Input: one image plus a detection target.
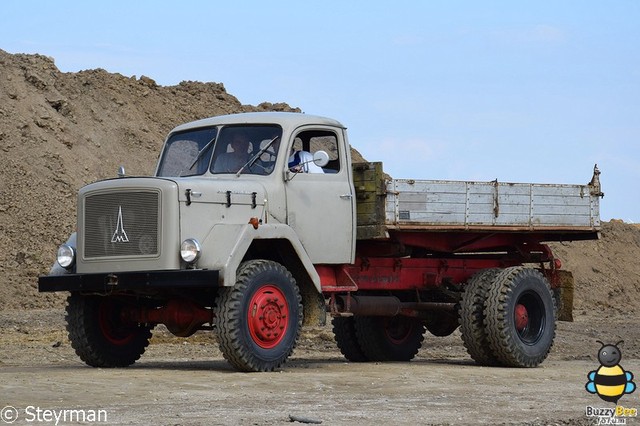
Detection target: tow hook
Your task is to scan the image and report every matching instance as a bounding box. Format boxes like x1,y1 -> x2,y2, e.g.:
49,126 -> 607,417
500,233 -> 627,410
106,274 -> 118,287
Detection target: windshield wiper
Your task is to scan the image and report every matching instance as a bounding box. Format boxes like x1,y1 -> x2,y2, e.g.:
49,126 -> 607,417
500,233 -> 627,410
187,136 -> 217,171
236,135 -> 280,177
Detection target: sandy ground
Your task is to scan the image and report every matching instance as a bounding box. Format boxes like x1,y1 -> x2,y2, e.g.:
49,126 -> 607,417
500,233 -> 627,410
2,309 -> 639,425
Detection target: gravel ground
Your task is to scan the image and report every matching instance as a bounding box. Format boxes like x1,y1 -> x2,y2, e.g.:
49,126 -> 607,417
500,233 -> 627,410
1,309 -> 639,425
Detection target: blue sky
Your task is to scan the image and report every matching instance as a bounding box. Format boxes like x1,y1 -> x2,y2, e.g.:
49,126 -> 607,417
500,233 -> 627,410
3,1 -> 639,222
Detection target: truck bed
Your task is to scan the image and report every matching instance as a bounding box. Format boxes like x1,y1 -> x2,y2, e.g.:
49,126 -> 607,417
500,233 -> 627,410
353,162 -> 602,241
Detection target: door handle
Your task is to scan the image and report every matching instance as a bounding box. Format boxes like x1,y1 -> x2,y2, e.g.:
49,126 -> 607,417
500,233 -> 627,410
340,194 -> 353,200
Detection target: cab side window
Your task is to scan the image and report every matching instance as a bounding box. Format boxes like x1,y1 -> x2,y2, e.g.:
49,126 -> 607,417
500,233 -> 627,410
291,130 -> 340,173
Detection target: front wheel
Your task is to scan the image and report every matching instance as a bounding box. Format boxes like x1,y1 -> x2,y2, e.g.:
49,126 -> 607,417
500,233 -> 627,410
65,294 -> 152,367
484,267 -> 556,367
215,260 -> 302,372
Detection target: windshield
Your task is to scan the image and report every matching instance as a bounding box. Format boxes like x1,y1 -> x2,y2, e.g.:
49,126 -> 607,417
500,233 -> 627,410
156,124 -> 283,177
156,127 -> 218,177
210,125 -> 282,175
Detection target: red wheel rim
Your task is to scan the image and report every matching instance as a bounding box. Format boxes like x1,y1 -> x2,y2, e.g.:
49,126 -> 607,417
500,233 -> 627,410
98,299 -> 136,346
514,304 -> 529,331
247,285 -> 289,349
514,290 -> 545,345
383,317 -> 414,345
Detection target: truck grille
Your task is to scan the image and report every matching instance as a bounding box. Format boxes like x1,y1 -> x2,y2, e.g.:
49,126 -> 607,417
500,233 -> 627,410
84,191 -> 160,258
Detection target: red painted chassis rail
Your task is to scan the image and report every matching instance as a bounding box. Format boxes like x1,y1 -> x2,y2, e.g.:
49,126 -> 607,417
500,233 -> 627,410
318,230 -> 568,293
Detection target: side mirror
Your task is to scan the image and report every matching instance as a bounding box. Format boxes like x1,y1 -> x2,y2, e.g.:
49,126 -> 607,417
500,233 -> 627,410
312,150 -> 330,168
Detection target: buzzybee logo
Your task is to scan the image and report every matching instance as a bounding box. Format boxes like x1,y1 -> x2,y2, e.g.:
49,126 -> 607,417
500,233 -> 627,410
586,341 -> 635,403
585,340 -> 637,425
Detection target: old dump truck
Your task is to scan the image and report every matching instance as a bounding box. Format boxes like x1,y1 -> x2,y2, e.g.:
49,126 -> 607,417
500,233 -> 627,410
38,112 -> 603,372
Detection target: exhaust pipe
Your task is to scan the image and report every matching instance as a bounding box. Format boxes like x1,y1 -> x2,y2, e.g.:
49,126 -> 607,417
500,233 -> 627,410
335,295 -> 401,316
334,295 -> 458,317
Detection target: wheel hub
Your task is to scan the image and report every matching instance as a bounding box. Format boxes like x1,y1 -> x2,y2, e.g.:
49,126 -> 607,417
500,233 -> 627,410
248,285 -> 289,349
98,299 -> 137,346
384,317 -> 415,344
515,303 -> 529,331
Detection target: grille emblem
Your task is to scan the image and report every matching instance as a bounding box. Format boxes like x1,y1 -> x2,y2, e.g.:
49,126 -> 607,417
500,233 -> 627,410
111,206 -> 130,243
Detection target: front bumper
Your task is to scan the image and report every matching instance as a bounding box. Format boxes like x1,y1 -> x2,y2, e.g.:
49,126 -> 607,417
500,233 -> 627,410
38,269 -> 219,293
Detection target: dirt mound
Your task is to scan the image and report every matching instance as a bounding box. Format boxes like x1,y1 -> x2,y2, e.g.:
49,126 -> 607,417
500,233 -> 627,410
550,220 -> 640,317
0,49 -> 301,309
1,50 -> 639,318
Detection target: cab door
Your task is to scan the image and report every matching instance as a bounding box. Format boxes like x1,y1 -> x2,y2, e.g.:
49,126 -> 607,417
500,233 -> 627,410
284,127 -> 355,264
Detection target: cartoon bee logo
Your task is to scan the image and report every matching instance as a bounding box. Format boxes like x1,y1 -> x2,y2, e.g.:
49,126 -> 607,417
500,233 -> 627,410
586,340 -> 636,403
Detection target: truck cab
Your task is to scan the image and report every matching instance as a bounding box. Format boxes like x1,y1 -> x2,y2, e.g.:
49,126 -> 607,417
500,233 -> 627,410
153,112 -> 356,278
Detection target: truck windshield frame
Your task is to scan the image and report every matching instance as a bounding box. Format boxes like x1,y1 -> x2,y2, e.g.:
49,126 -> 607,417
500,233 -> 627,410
156,124 -> 283,177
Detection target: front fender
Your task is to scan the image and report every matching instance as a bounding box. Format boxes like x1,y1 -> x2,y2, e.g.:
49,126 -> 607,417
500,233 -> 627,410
199,223 -> 321,292
48,232 -> 77,275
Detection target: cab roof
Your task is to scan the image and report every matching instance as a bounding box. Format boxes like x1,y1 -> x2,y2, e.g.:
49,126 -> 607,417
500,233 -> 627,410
169,112 -> 346,134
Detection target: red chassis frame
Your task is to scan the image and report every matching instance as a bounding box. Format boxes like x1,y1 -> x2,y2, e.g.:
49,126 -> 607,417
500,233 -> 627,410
317,230 -> 566,294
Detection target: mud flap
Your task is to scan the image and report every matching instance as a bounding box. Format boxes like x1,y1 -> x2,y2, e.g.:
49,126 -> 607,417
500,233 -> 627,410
302,290 -> 326,327
553,270 -> 574,322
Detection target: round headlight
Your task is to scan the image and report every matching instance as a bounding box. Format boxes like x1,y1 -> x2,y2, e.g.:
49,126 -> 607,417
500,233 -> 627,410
57,244 -> 76,269
180,239 -> 201,264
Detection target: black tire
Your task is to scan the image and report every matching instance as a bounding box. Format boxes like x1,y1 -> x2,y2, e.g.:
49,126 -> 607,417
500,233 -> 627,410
484,267 -> 556,367
214,260 -> 302,372
425,311 -> 460,337
459,268 -> 501,366
65,293 -> 152,368
332,316 -> 369,362
353,316 -> 425,362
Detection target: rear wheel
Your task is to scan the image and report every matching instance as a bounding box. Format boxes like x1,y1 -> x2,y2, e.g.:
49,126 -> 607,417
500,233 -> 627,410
332,316 -> 369,362
425,311 -> 459,337
215,260 -> 302,372
484,267 -> 556,367
459,269 -> 501,365
65,293 -> 152,367
354,316 -> 425,361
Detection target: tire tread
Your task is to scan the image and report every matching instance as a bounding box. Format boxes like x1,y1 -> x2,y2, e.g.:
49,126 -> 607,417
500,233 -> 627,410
332,316 -> 369,362
459,269 -> 501,365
